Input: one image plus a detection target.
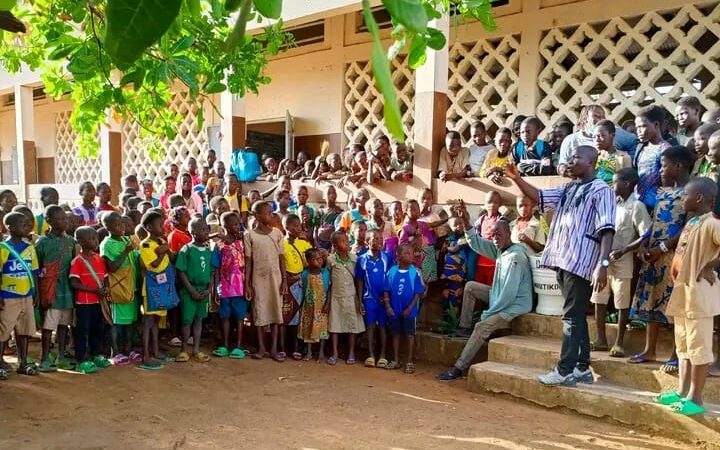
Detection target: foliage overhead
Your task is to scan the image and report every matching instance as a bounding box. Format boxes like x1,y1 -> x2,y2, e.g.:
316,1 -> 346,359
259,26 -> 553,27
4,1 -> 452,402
0,0 -> 495,157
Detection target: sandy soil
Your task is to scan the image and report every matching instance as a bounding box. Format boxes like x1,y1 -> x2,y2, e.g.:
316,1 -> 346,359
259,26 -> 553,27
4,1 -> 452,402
0,353 -> 690,450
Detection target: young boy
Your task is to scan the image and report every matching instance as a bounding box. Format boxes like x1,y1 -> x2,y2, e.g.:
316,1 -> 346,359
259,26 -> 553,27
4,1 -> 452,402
356,229 -> 391,368
468,121 -> 494,174
175,217 -> 214,362
700,130 -> 720,183
0,189 -> 18,234
590,168 -> 651,357
655,177 -> 720,415
512,116 -> 554,176
160,175 -> 176,210
141,179 -> 160,207
282,214 -> 312,360
69,226 -> 111,374
36,205 -> 76,372
384,243 -> 425,374
97,182 -> 117,212
389,143 -> 413,181
35,186 -> 59,236
480,127 -> 513,182
100,212 -> 138,365
211,212 -> 247,359
439,217 -> 469,321
510,195 -> 546,256
207,196 -> 231,235
691,124 -> 720,177
73,181 -> 99,226
675,96 -> 703,147
0,212 -> 39,378
438,131 -> 471,182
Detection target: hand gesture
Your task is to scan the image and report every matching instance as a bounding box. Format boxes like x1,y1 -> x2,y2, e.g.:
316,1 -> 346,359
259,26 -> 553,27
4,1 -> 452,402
518,233 -> 531,244
125,240 -> 136,252
609,249 -> 624,262
697,264 -> 718,285
504,163 -> 520,180
402,307 -> 411,318
646,247 -> 662,263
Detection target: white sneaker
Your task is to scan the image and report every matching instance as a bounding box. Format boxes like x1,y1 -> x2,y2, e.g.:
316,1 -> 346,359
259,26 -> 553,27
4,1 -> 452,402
187,337 -> 194,345
538,368 -> 576,386
169,337 -> 182,347
573,367 -> 594,384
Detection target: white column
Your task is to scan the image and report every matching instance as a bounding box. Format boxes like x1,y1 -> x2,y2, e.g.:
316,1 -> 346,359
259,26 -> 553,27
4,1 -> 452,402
219,91 -> 246,164
14,84 -> 35,200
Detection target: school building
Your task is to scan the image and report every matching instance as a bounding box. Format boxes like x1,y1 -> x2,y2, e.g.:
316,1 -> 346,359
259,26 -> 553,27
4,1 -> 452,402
0,0 -> 718,208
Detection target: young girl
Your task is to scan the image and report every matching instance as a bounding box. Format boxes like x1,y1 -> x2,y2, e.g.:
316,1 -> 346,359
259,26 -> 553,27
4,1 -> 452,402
315,185 -> 344,251
366,198 -> 397,259
337,188 -> 370,233
691,123 -> 720,177
399,199 -> 429,279
474,191 -> 503,284
274,190 -> 292,231
327,231 -> 365,365
629,146 -> 692,371
168,207 -> 192,253
176,172 -> 204,215
185,156 -> 202,186
511,195 -> 546,256
298,205 -> 315,246
298,248 -> 330,361
244,201 -> 286,361
350,220 -> 368,257
480,127 -> 513,183
594,120 -> 632,185
291,185 -> 314,223
417,188 -> 449,283
282,214 -> 312,360
225,173 -> 249,225
97,182 -> 118,212
73,181 -> 100,226
159,175 -> 176,210
634,105 -> 671,210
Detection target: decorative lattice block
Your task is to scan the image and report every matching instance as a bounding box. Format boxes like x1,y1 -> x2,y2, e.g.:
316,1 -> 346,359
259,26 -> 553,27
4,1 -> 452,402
54,111 -> 102,184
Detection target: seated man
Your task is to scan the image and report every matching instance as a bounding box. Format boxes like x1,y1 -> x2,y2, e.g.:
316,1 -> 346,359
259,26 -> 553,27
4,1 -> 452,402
437,211 -> 533,381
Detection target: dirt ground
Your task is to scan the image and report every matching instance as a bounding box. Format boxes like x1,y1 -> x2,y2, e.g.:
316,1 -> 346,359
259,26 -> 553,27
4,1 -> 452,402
0,352 -> 690,450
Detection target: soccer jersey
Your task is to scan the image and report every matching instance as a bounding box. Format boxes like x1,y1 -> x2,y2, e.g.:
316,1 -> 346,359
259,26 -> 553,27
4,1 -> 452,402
355,251 -> 391,303
69,253 -> 107,304
175,243 -> 213,289
283,238 -> 312,274
0,239 -> 39,298
384,267 -> 424,319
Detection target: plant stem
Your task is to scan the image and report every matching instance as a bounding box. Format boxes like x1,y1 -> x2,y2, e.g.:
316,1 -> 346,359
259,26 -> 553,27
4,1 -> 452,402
223,0 -> 253,52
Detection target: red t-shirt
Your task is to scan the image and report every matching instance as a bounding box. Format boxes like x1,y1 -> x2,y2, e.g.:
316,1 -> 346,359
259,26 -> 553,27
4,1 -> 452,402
69,253 -> 108,305
168,229 -> 192,253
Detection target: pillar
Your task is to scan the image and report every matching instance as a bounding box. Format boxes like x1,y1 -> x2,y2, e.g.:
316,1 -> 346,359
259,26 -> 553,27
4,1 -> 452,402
100,111 -> 123,204
516,0 -> 541,115
14,84 -> 36,200
412,15 -> 449,196
220,91 -> 246,164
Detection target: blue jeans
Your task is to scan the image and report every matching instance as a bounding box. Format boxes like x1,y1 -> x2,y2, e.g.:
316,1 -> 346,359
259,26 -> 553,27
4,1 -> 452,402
557,270 -> 592,376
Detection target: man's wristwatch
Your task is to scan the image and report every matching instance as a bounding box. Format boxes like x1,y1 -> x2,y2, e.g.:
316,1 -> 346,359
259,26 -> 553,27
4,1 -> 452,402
659,241 -> 669,253
599,258 -> 610,268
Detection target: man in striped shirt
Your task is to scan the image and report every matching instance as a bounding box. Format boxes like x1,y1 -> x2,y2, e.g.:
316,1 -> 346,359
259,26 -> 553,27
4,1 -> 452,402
506,145 -> 616,386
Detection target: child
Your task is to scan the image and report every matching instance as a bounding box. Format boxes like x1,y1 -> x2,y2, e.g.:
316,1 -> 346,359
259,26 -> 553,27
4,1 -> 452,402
186,156 -> 202,186
699,130 -> 720,183
675,96 -> 703,147
244,201 -> 286,360
35,186 -> 59,236
139,211 -> 176,369
225,173 -> 249,223
36,206 -> 76,372
100,212 -> 138,365
337,188 -> 370,232
384,243 -> 425,374
176,172 -> 204,215
418,188 -> 449,280
298,248 -> 330,361
438,131 -> 471,182
274,190 -> 292,229
0,189 -> 18,234
13,206 -> 38,243
399,199 -> 429,278
389,200 -> 404,234
590,168 -> 651,357
141,179 -> 160,207
350,220 -> 368,257
315,185 -> 344,251
69,226 -> 112,373
355,229 -> 391,368
327,231 -> 364,365
298,205 -> 315,246
0,212 -> 39,378
97,182 -> 117,212
122,174 -> 140,192
474,191 -> 503,285
480,127 -> 513,183
654,177 -> 720,415
290,185 -> 314,224
634,105 -> 671,210
169,163 -> 180,180
439,217 -> 468,320
211,212 -> 247,359
207,196 -> 231,235
260,157 -> 279,181
205,161 -> 226,199
168,206 -> 192,253
73,181 -> 100,226
389,143 -> 413,181
175,217 -> 213,362
629,146 -> 692,369
691,124 -> 720,177
510,195 -> 546,256
594,120 -> 632,185
366,198 -> 397,259
468,121 -> 494,174
160,175 -> 176,210
282,214 -> 312,360
512,116 -> 554,176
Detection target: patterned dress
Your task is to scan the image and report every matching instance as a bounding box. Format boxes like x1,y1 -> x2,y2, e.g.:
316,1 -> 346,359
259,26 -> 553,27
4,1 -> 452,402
631,187 -> 686,323
440,234 -> 467,319
297,269 -> 330,343
315,206 -> 343,251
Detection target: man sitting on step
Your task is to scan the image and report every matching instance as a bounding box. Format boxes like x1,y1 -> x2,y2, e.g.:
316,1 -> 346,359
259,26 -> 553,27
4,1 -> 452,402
437,209 -> 533,381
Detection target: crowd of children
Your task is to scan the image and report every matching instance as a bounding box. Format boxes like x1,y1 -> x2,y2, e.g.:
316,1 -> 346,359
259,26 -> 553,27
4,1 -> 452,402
0,100 -> 719,416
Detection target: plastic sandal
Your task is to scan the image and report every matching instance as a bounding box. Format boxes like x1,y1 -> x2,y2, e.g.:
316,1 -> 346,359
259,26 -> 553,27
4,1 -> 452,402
0,368 -> 7,380
609,345 -> 625,358
292,352 -> 303,361
57,358 -> 76,370
156,354 -> 172,363
654,391 -> 682,405
175,352 -> 191,363
670,399 -> 706,416
213,346 -> 230,357
229,348 -> 246,359
376,358 -> 388,369
76,361 -> 97,374
346,357 -> 356,365
385,361 -> 401,370
404,362 -> 416,374
139,360 -> 163,371
112,354 -> 130,366
327,356 -> 338,366
660,359 -> 679,373
364,357 -> 376,367
38,360 -> 58,373
129,351 -> 143,363
628,353 -> 654,364
93,356 -> 112,369
194,352 -> 210,363
168,337 -> 182,347
272,352 -> 286,362
17,363 -> 38,376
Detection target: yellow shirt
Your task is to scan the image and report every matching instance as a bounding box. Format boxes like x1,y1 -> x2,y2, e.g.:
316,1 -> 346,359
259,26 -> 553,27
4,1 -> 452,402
283,238 -> 312,274
479,148 -> 509,177
35,214 -> 49,236
226,193 -> 249,213
0,240 -> 39,298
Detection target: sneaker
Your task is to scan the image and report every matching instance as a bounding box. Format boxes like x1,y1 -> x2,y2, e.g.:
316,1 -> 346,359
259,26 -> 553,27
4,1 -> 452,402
573,367 -> 594,384
437,366 -> 463,381
537,368 -> 576,386
169,337 -> 182,347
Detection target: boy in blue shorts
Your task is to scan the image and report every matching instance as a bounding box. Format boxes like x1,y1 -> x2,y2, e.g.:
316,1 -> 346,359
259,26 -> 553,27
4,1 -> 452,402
384,243 -> 425,374
355,229 -> 391,369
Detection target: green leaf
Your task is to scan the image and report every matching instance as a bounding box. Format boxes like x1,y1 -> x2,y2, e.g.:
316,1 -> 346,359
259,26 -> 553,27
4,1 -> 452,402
105,0 -> 183,70
170,35 -> 194,54
382,0 -> 427,34
365,17 -> 403,139
423,2 -> 441,19
196,105 -> 204,132
47,45 -> 74,60
408,35 -> 426,69
225,0 -> 242,13
426,27 -> 446,50
185,0 -> 201,19
253,0 -> 281,19
120,67 -> 146,90
205,81 -> 226,93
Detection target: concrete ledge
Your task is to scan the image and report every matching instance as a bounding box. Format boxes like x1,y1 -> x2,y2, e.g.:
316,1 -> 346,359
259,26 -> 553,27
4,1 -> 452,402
468,361 -> 720,446
415,331 -> 477,367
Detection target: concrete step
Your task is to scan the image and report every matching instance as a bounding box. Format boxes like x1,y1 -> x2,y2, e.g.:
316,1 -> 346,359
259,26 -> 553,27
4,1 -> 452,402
512,313 -> 676,356
468,360 -> 720,446
489,335 -> 720,404
415,331 -> 475,367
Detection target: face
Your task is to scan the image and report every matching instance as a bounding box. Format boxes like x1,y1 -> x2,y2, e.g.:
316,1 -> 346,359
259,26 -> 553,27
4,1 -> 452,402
612,175 -> 631,197
552,126 -> 569,149
660,156 -> 681,186
472,126 -> 487,146
694,129 -> 711,157
170,164 -> 179,179
286,218 -> 302,238
520,122 -> 539,145
299,206 -> 311,227
395,145 -> 408,162
516,197 -> 534,219
215,199 -> 231,215
248,191 -> 261,205
676,105 -> 699,128
308,252 -> 324,270
485,193 -> 501,215
376,138 -> 390,154
568,149 -> 594,178
368,230 -> 383,252
215,161 -> 226,179
98,186 -> 112,203
420,190 -> 432,211
81,184 -> 96,203
492,223 -> 511,249
187,157 -> 198,173
327,154 -> 342,171
333,233 -> 350,253
448,218 -> 463,235
42,190 -> 59,206
707,137 -> 720,165
593,126 -> 614,151
356,193 -> 370,210
0,193 -> 17,212
165,178 -> 176,192
397,246 -> 414,265
227,175 -> 240,194
257,205 -> 274,226
277,193 -> 291,209
265,158 -> 278,174
143,183 -> 154,198
191,219 -> 210,243
179,209 -> 193,228
635,116 -> 659,143
201,168 -> 211,184
296,187 -> 308,205
279,176 -> 291,192
353,222 -> 367,245
48,211 -> 68,233
296,152 -> 308,167
408,201 -> 420,220
122,217 -> 135,236
107,217 -> 125,237
369,199 -> 384,218
181,175 -> 192,191
377,148 -> 391,166
223,214 -> 241,236
355,152 -> 368,168
445,136 -> 461,155
148,217 -> 165,238
390,202 -> 403,220
325,186 -> 337,204
587,108 -> 604,129
682,183 -> 704,213
495,133 -> 512,155
206,151 -> 216,168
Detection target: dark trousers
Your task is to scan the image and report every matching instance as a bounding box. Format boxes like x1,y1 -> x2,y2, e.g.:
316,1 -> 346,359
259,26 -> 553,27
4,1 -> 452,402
75,304 -> 103,362
557,269 -> 592,376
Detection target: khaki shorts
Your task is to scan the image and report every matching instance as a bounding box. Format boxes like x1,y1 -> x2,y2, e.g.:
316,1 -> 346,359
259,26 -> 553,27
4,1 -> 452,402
590,273 -> 632,309
43,308 -> 73,330
0,296 -> 36,341
674,316 -> 715,366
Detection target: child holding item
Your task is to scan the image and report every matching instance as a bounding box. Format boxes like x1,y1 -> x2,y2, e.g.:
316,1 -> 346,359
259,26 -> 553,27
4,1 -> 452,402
282,214 -> 312,360
481,127 -> 513,183
298,248 -> 330,361
418,188 -> 449,282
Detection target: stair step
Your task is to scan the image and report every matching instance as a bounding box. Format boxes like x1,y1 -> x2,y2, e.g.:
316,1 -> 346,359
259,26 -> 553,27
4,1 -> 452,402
468,360 -> 720,445
512,313 -> 676,355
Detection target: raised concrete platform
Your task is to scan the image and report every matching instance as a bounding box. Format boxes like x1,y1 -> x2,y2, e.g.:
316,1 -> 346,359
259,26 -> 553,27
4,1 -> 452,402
468,361 -> 720,446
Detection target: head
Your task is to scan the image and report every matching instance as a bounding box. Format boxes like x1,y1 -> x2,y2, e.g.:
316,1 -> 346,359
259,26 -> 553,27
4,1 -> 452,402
170,206 -> 191,229
516,195 -> 536,220
45,205 -> 67,234
659,145 -> 693,186
367,229 -> 383,252
511,115 -> 527,139
520,117 -> 543,146
327,153 -> 342,171
274,190 -> 291,209
485,191 -> 502,216
593,120 -> 616,152
226,173 -> 240,195
394,143 -> 410,163
138,201 -> 153,215
142,210 -> 165,238
375,135 -> 391,154
264,157 -> 278,174
675,96 -> 702,130
404,199 -> 420,220
252,201 -> 274,226
206,149 -> 217,168
164,176 -> 177,193
492,220 -> 512,250
123,213 -> 139,235
66,212 -> 83,235
567,145 -> 599,178
471,122 -> 488,146
186,156 -> 198,174
3,212 -> 27,239
180,173 -> 192,192
445,131 -> 462,156
278,175 -> 292,193
79,181 -> 96,204
621,120 -> 636,135
285,160 -> 299,174
354,151 -> 368,169
367,198 -> 384,219
200,166 -> 211,185
612,168 -> 639,199
350,220 -> 367,246
214,161 -> 226,180
551,122 -> 573,150
324,185 -> 337,205
694,123 -> 720,159
40,187 -> 59,208
396,243 -> 414,266
170,163 -> 180,179
389,200 -> 403,222
448,217 -> 463,236
417,188 -> 433,212
76,226 -> 99,251
331,230 -> 350,254
168,193 -> 185,209
305,248 -> 324,270
303,160 -> 315,176
247,189 -> 261,207
221,211 -> 241,237
578,104 -> 606,134
0,190 -> 17,213
635,105 -> 665,143
189,216 -> 210,243
295,185 -> 309,206
12,206 -> 34,235
209,196 -> 231,216
354,188 -> 370,211
102,211 -> 125,238
123,174 -> 140,191
683,176 -> 717,215
283,214 -> 302,238
139,179 -> 154,199
704,108 -> 720,125
494,128 -> 512,156
708,131 -> 720,165
296,151 -> 309,167
298,205 -> 312,228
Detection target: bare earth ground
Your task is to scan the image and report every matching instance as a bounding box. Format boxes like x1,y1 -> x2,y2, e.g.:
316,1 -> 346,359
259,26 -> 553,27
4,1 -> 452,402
0,352 -> 692,450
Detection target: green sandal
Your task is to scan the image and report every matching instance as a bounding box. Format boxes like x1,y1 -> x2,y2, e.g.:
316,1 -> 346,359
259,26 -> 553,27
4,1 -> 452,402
670,399 -> 706,416
76,361 -> 98,374
229,348 -> 246,359
213,346 -> 230,357
38,360 -> 58,373
93,356 -> 111,369
655,391 -> 682,405
56,358 -> 76,370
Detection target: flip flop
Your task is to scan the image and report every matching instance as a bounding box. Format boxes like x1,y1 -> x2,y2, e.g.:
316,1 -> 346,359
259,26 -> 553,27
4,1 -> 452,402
376,358 -> 388,369
213,346 -> 230,357
346,357 -> 356,365
251,352 -> 265,360
660,359 -> 679,373
156,354 -> 172,363
175,352 -> 191,362
327,356 -> 337,366
229,348 -> 246,359
385,361 -> 401,370
609,345 -> 625,358
272,352 -> 286,362
670,399 -> 706,416
38,360 -> 58,373
129,351 -> 143,363
56,358 -> 76,370
628,353 -> 654,364
139,360 -> 163,371
292,352 -> 303,361
93,356 -> 112,369
112,354 -> 130,366
654,391 -> 682,405
194,352 -> 211,363
404,362 -> 416,374
364,356 -> 376,367
76,361 -> 97,374
0,368 -> 7,380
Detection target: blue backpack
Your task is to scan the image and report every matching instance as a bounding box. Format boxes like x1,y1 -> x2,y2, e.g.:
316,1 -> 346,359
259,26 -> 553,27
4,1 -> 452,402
230,148 -> 262,182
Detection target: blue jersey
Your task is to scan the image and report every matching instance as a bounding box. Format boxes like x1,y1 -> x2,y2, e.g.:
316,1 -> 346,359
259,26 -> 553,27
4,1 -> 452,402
355,251 -> 391,304
384,266 -> 424,319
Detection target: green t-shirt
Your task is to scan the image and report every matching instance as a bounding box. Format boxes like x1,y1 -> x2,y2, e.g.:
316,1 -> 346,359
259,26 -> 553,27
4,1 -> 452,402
100,236 -> 136,271
175,243 -> 214,289
35,233 -> 76,310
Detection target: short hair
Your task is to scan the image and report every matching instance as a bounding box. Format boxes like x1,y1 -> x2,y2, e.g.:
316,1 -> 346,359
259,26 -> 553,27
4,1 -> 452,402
637,105 -> 665,125
470,121 -> 486,132
96,182 -> 110,192
125,210 -> 142,226
164,175 -> 176,182
141,210 -> 164,228
661,145 -> 693,168
78,181 -> 94,195
376,135 -> 390,144
141,178 -> 154,186
521,116 -> 544,130
403,198 -> 419,213
294,184 -> 309,195
252,200 -> 272,215
512,115 -> 528,127
44,204 -> 65,221
40,186 -> 58,199
274,189 -> 290,202
614,167 -> 639,186
554,121 -> 574,135
74,226 -> 97,242
168,193 -> 184,208
220,211 -> 239,226
596,119 -> 616,134
11,205 -> 32,216
330,230 -> 347,245
179,172 -> 192,181
706,108 -> 720,124
0,189 -> 15,203
496,127 -> 512,137
687,176 -> 718,199
247,188 -> 260,197
283,214 -> 300,228
305,248 -> 321,261
102,211 -> 122,228
696,123 -> 720,138
445,130 -> 461,140
3,211 -> 25,228
677,96 -> 702,112
396,242 -> 413,255
123,174 -> 138,185
209,196 -> 229,211
138,201 -> 153,210
350,219 -> 367,234
188,216 -> 207,233
355,187 -> 370,201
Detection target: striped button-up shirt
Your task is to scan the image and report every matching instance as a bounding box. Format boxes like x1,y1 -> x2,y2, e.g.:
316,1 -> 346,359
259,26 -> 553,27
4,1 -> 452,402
539,178 -> 616,281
